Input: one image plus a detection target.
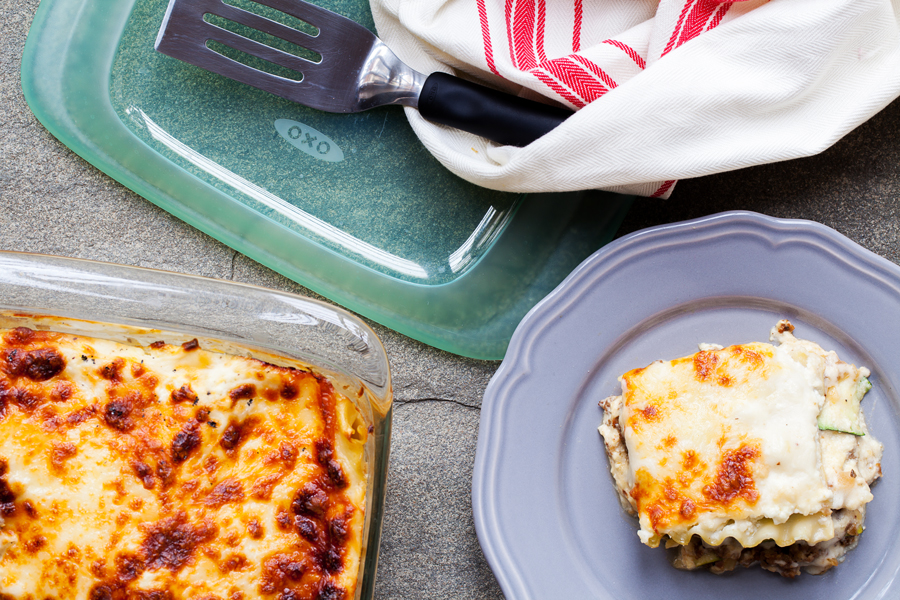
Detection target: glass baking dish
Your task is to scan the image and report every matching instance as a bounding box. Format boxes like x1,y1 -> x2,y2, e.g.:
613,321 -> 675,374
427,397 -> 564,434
0,250 -> 391,600
21,0 -> 633,360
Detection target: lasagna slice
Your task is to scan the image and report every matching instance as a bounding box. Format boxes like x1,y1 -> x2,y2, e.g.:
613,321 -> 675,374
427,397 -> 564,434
598,320 -> 882,577
0,326 -> 369,599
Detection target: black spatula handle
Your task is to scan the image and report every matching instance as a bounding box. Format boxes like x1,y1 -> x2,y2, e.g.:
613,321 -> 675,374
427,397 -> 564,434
418,72 -> 573,147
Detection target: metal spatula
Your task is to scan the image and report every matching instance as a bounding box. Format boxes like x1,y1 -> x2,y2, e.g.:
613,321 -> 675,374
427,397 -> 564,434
155,0 -> 572,147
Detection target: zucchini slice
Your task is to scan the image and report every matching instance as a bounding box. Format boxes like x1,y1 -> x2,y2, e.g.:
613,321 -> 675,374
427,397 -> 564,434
817,376 -> 871,436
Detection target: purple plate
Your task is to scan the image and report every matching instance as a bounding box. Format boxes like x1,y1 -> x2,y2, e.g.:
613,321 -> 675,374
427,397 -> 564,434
473,211 -> 900,599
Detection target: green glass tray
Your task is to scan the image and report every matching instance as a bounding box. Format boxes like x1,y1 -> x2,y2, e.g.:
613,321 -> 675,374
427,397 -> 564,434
21,0 -> 632,359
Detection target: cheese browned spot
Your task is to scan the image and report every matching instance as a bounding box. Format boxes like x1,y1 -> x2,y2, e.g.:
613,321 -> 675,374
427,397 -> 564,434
171,384 -> 198,405
0,327 -> 369,599
599,321 -> 883,576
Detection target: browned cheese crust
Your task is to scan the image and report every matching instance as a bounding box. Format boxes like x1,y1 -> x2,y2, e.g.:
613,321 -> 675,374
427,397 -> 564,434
0,327 -> 369,600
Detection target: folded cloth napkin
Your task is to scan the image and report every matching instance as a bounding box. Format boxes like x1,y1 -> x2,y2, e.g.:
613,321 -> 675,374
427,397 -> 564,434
370,0 -> 900,197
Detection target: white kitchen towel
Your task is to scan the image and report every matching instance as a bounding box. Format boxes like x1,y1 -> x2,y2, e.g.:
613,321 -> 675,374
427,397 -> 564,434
369,0 -> 900,198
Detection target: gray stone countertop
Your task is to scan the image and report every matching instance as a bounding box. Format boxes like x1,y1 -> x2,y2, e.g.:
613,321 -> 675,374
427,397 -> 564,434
2,0 -> 899,598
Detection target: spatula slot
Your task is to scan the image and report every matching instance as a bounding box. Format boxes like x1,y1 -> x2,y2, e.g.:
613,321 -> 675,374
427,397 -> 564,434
222,0 -> 318,37
205,39 -> 305,81
203,13 -> 321,64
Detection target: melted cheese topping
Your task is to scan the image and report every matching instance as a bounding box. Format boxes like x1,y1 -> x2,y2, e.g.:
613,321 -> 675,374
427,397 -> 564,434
0,327 -> 369,600
599,321 -> 882,553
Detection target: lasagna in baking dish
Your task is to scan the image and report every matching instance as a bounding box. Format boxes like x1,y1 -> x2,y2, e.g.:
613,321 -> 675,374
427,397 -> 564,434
598,320 -> 883,576
0,326 -> 369,599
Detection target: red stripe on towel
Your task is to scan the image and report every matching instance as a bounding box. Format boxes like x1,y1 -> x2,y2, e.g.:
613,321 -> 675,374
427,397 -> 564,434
651,180 -> 676,197
707,2 -> 733,30
536,0 -> 547,63
602,39 -> 646,70
539,57 -> 609,103
477,0 -> 502,76
532,71 -> 586,108
571,54 -> 617,90
664,0 -> 731,57
662,0 -> 695,57
573,0 -> 583,52
510,0 -> 539,69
